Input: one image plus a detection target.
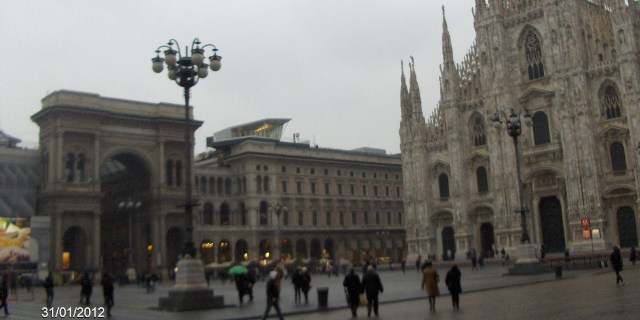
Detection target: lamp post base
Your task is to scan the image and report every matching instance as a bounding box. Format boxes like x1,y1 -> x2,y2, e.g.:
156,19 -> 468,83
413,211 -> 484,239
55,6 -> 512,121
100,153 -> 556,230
159,255 -> 225,311
507,243 -> 545,275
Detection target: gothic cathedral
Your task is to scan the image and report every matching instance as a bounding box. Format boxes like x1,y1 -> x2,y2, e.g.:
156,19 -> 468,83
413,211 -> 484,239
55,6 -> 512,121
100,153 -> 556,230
400,0 -> 640,261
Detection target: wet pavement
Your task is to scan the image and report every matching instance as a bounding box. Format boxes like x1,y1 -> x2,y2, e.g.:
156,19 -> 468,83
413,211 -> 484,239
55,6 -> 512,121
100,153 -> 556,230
8,260 -> 640,319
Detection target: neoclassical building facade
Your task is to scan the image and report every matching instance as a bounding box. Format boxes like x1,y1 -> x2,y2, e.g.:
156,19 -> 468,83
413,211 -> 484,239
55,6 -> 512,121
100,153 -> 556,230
400,0 -> 640,261
193,119 -> 406,266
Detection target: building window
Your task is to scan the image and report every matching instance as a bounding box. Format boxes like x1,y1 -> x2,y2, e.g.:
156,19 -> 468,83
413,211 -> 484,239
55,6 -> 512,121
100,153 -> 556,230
350,171 -> 354,177
326,211 -> 331,226
324,183 -> 330,194
375,212 -> 380,225
373,173 -> 377,179
532,111 -> 551,145
472,115 -> 487,147
610,142 -> 627,173
364,211 -> 369,225
337,170 -> 342,176
338,184 -> 343,195
311,168 -> 315,175
283,211 -> 289,226
220,203 -> 230,225
324,169 -> 329,175
350,184 -> 355,195
263,176 -> 269,192
282,181 -> 288,193
296,167 -> 301,174
362,172 -> 366,178
311,182 -> 316,194
602,84 -> 623,119
438,173 -> 450,198
175,161 -> 182,186
256,176 -> 262,192
240,203 -> 247,225
387,211 -> 392,225
362,185 -> 367,196
352,211 -> 357,225
476,166 -> 489,193
281,166 -> 286,173
259,201 -> 269,225
225,178 -> 231,194
525,30 -> 545,80
374,185 -> 379,197
209,177 -> 215,195
398,212 -> 403,225
298,211 -> 304,226
385,173 -> 388,179
165,160 -> 174,186
203,202 -> 213,225
385,186 -> 390,197
312,211 -> 318,225
396,186 -> 401,197
339,211 -> 344,226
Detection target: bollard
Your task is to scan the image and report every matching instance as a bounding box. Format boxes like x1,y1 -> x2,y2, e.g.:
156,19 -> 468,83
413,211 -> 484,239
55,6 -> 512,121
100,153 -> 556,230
555,266 -> 562,279
317,287 -> 329,308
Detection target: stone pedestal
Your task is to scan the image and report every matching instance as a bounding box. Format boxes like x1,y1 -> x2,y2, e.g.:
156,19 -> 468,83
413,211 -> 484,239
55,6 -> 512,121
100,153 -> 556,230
159,256 -> 225,311
508,243 -> 547,275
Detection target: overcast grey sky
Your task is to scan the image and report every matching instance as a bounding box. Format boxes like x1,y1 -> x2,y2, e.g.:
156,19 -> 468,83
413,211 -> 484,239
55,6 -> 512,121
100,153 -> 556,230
1,0 -> 475,154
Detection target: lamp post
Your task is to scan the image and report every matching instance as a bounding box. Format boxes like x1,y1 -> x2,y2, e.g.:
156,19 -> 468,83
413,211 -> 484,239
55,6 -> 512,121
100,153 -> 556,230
153,38 -> 225,310
490,108 -> 532,243
271,203 -> 288,262
152,38 -> 221,256
119,198 -> 141,281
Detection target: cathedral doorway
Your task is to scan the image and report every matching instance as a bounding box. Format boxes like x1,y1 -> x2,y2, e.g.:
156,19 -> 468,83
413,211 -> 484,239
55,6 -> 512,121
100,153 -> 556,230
479,222 -> 495,257
324,238 -> 335,260
295,239 -> 308,259
539,196 -> 565,253
310,238 -> 322,259
62,226 -> 87,272
235,239 -> 249,262
441,226 -> 456,260
100,152 -> 151,276
616,206 -> 638,248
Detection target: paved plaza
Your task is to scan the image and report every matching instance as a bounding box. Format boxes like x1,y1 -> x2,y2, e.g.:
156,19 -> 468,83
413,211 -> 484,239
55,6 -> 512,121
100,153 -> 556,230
6,261 -> 640,319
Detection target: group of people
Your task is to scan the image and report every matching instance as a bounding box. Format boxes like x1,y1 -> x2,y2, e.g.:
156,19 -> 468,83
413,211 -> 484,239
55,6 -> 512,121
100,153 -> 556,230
42,271 -> 115,318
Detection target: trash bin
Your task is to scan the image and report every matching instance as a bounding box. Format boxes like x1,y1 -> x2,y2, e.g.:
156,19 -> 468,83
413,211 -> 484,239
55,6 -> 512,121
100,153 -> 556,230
317,287 -> 329,308
554,266 -> 562,279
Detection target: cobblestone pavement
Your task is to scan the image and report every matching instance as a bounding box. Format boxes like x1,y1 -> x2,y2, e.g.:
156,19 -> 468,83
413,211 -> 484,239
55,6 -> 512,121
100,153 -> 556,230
7,260 -> 640,319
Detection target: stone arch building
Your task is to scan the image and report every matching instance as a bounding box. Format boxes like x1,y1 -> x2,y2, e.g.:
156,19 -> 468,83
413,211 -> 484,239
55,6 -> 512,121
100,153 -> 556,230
32,90 -> 198,276
400,1 -> 640,261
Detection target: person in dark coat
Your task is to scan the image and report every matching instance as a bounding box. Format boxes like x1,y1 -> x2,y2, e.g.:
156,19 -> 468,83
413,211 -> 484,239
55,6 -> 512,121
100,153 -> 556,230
261,271 -> 284,320
0,276 -> 9,316
44,272 -> 54,308
343,268 -> 362,317
361,265 -> 384,317
80,272 -> 93,305
300,267 -> 311,304
610,246 -> 625,285
630,246 -> 637,265
101,273 -> 114,317
445,264 -> 462,309
291,268 -> 303,303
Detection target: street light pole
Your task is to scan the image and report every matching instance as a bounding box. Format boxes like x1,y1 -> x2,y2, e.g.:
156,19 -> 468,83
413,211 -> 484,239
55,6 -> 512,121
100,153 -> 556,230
491,108 -> 532,244
152,38 -> 221,257
271,204 -> 287,262
153,38 -> 226,310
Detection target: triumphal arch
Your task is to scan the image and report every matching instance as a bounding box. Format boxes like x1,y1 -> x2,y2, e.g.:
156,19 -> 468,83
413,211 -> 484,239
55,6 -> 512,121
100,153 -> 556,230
32,90 -> 199,277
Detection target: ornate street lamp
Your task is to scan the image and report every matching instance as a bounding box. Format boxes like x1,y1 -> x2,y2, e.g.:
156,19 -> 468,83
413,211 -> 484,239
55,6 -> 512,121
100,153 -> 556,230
152,38 -> 221,257
271,203 -> 288,262
490,108 -> 532,244
152,38 -> 224,311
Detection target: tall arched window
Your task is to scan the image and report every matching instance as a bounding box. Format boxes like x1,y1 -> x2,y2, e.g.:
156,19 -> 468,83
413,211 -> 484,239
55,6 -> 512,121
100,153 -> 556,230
256,176 -> 262,192
602,85 -> 623,119
532,111 -> 551,145
217,178 -> 223,195
76,153 -> 86,182
438,173 -> 450,198
175,160 -> 182,186
66,153 -> 76,182
166,160 -> 174,186
525,31 -> 545,80
200,176 -> 207,193
225,178 -> 231,194
610,142 -> 627,173
209,177 -> 215,195
476,166 -> 489,193
259,201 -> 269,225
203,202 -> 213,225
471,115 -> 487,147
220,203 -> 230,225
263,176 -> 270,192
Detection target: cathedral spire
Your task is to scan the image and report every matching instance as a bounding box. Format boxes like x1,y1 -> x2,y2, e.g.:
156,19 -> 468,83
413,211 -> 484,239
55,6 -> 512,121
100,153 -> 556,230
440,6 -> 459,100
400,60 -> 410,120
442,6 -> 454,66
409,57 -> 423,118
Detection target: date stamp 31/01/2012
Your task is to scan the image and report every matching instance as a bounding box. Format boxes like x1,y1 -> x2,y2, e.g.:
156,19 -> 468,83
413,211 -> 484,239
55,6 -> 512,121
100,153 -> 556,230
41,307 -> 106,318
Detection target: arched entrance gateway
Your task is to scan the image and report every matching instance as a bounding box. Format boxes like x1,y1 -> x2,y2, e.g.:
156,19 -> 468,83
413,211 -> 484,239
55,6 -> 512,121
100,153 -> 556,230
539,196 -> 566,253
32,90 -> 199,276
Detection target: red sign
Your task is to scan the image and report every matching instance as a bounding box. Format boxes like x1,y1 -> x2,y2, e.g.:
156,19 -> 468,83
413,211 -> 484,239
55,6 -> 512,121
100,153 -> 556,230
580,217 -> 590,229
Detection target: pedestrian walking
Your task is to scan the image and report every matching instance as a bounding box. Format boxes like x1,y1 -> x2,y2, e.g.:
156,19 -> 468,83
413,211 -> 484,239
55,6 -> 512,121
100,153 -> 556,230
235,273 -> 254,304
101,273 -> 114,318
261,271 -> 284,320
471,253 -> 478,270
300,267 -> 311,304
415,255 -> 422,272
401,259 -> 406,274
292,268 -> 303,303
343,268 -> 362,317
44,272 -> 54,308
630,246 -> 637,265
421,261 -> 439,312
610,246 -> 625,285
361,265 -> 384,317
79,272 -> 93,305
445,264 -> 461,309
0,276 -> 9,316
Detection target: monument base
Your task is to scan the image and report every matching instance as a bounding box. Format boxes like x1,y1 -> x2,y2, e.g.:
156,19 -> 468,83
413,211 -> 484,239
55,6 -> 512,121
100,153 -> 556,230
158,256 -> 225,311
508,243 -> 547,275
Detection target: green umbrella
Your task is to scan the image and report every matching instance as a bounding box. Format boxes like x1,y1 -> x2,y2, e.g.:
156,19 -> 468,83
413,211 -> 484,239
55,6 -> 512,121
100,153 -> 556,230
229,265 -> 248,276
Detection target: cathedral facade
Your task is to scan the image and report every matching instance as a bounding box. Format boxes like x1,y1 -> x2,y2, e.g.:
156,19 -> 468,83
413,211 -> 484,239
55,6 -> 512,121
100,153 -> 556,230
400,0 -> 640,261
